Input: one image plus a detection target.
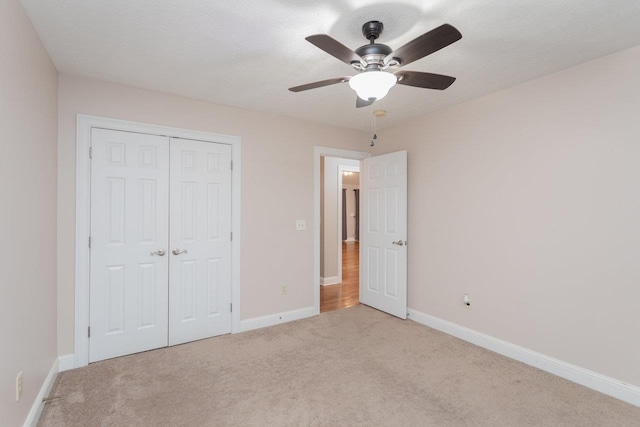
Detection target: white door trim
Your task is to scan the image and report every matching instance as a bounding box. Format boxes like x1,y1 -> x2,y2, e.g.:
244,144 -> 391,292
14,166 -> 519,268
313,146 -> 369,314
337,164 -> 360,285
75,114 -> 241,367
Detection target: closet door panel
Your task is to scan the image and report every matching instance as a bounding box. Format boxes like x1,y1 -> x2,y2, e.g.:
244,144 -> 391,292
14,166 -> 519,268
89,128 -> 170,363
169,138 -> 232,345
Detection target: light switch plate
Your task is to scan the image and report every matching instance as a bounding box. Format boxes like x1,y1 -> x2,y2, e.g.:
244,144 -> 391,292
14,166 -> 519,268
296,220 -> 305,231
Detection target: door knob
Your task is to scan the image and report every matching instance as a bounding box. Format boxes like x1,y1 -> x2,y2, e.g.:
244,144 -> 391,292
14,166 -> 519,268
392,240 -> 405,246
172,248 -> 188,255
150,249 -> 166,256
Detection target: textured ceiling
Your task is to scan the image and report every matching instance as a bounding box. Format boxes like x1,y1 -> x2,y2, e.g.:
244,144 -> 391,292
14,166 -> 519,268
20,0 -> 640,131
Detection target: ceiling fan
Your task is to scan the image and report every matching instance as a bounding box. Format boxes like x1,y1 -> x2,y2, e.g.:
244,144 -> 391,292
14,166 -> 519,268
289,21 -> 462,108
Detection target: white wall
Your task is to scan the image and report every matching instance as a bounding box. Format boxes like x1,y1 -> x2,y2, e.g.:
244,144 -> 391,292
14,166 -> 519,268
374,44 -> 640,387
57,75 -> 367,355
321,157 -> 359,282
0,1 -> 58,425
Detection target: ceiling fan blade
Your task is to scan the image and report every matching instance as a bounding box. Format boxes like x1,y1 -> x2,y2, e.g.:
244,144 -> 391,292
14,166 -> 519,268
289,76 -> 351,92
395,71 -> 456,90
306,35 -> 365,67
356,97 -> 375,108
385,24 -> 462,67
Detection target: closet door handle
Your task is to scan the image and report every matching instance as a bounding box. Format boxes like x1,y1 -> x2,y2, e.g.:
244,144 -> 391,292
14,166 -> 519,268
172,248 -> 188,255
151,249 -> 166,256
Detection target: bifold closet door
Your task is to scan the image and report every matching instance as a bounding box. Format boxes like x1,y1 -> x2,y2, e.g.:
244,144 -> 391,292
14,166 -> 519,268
89,128 -> 170,363
168,138 -> 233,345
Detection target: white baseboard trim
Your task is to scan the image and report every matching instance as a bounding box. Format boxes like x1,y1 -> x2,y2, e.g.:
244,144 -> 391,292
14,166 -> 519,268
320,276 -> 340,286
407,308 -> 640,407
23,358 -> 58,427
58,354 -> 75,372
238,306 -> 316,333
344,238 -> 357,242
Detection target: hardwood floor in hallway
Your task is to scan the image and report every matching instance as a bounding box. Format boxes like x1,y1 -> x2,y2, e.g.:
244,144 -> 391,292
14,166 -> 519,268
320,241 -> 359,313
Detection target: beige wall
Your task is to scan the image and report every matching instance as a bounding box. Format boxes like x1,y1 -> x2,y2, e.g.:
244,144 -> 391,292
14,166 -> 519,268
57,75 -> 367,355
342,172 -> 360,186
374,45 -> 640,387
0,0 -> 58,425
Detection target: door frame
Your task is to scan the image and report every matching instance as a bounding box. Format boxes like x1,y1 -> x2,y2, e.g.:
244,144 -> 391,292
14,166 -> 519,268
75,114 -> 242,367
313,146 -> 370,314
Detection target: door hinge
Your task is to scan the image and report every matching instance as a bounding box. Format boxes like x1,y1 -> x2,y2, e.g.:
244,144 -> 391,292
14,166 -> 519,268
88,236 -> 91,248
89,147 -> 93,159
230,232 -> 233,241
230,160 -> 233,171
230,303 -> 233,313
88,326 -> 91,338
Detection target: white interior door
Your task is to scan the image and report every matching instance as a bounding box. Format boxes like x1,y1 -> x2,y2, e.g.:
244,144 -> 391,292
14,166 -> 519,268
169,138 -> 232,345
360,150 -> 407,319
89,128 -> 170,362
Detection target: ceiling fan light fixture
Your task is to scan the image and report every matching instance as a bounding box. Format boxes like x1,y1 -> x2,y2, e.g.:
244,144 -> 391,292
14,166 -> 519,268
348,70 -> 397,101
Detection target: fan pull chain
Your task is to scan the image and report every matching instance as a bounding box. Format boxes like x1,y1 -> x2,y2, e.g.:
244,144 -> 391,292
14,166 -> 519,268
370,113 -> 377,147
370,110 -> 386,147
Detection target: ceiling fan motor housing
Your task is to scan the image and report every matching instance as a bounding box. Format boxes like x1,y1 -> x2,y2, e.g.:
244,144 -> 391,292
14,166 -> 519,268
355,43 -> 392,70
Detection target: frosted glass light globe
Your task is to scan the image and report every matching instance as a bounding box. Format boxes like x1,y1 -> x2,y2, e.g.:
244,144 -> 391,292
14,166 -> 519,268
349,71 -> 397,101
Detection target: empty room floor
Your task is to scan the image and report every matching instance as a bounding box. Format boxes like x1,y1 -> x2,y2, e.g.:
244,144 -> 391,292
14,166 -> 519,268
38,305 -> 640,426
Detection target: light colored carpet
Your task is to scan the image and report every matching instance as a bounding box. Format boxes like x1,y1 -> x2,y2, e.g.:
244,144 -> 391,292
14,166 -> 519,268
39,305 -> 640,426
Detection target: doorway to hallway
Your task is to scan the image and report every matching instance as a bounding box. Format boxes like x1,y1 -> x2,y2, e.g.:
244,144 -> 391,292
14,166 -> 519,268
313,146 -> 370,316
313,146 -> 408,319
319,155 -> 359,312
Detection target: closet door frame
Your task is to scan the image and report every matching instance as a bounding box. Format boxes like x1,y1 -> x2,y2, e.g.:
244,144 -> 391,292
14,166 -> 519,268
74,114 -> 241,368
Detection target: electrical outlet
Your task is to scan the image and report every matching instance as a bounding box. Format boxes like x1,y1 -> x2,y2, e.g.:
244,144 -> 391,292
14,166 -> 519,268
281,284 -> 288,295
16,371 -> 22,401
